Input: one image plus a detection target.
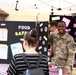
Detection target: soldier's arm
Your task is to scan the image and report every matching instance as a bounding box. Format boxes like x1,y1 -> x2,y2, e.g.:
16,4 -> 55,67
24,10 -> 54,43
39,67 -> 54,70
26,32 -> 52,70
49,44 -> 53,56
48,34 -> 53,56
65,37 -> 75,68
48,34 -> 53,44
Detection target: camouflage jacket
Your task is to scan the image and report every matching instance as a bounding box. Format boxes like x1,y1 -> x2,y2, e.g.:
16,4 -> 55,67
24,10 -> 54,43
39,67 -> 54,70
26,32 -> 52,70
51,33 -> 75,68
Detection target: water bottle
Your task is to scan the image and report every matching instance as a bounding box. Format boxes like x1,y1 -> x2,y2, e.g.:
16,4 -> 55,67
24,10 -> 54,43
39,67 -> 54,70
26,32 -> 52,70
26,70 -> 30,75
59,68 -> 62,75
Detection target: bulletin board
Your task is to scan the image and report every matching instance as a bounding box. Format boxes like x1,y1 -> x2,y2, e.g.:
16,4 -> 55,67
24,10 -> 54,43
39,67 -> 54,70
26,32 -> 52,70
0,21 -> 48,64
36,22 -> 48,55
0,21 -> 35,64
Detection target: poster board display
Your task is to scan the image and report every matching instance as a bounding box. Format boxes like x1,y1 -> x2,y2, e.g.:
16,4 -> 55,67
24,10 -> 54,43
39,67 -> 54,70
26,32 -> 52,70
36,22 -> 48,55
0,21 -> 35,64
0,21 -> 48,75
0,21 -> 48,64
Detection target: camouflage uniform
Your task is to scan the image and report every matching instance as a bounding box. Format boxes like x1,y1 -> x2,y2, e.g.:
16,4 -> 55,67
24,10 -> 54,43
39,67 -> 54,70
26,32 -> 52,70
51,33 -> 75,75
48,29 -> 58,44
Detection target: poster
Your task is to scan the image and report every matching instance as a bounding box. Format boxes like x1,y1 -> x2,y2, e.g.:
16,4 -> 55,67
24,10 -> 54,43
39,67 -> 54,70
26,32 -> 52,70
0,21 -> 35,64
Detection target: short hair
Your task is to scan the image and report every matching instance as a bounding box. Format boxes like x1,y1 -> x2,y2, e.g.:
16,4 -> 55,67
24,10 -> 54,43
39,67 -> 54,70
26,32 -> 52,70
24,29 -> 38,47
48,20 -> 58,27
58,21 -> 66,26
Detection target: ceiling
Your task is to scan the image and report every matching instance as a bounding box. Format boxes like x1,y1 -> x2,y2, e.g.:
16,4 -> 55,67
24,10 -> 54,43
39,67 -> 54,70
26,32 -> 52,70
0,0 -> 76,14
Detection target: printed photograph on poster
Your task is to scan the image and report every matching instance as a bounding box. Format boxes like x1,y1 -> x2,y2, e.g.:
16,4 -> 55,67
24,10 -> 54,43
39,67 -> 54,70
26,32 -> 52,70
73,23 -> 76,28
51,16 -> 60,20
0,44 -> 8,59
62,17 -> 71,27
0,28 -> 8,41
10,42 -> 23,56
0,64 -> 9,75
39,23 -> 43,27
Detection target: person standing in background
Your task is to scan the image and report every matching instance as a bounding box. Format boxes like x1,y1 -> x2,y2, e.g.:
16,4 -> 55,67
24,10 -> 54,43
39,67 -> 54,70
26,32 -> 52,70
48,21 -> 58,35
7,29 -> 48,75
51,21 -> 75,75
48,21 -> 58,58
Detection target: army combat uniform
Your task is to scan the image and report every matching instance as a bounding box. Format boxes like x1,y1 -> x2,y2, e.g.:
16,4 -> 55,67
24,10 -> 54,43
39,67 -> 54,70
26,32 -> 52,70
51,33 -> 75,75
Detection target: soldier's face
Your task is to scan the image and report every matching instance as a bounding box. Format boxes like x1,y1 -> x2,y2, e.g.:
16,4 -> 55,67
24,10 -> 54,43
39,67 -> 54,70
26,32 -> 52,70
57,22 -> 66,34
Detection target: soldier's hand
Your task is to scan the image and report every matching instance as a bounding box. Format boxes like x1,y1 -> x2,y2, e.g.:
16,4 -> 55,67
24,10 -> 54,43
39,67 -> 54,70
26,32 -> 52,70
63,68 -> 68,75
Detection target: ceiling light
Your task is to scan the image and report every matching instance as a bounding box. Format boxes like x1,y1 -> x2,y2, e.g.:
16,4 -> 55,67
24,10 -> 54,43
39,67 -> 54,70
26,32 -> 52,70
57,8 -> 61,10
51,8 -> 53,11
15,0 -> 19,11
51,12 -> 54,15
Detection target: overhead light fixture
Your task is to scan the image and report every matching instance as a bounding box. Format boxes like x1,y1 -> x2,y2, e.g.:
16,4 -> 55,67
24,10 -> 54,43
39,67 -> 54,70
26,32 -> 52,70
51,8 -> 53,11
34,4 -> 38,9
51,12 -> 54,15
51,6 -> 53,11
51,6 -> 54,15
69,9 -> 71,11
57,8 -> 61,10
34,4 -> 36,6
15,0 -> 19,11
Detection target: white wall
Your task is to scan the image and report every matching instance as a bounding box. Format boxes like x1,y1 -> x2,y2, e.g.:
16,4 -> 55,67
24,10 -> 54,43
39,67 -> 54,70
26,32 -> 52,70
2,8 -> 49,21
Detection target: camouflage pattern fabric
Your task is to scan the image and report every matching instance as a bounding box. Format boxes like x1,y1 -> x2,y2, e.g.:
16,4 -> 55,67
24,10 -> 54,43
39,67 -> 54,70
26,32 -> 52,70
48,34 -> 53,44
51,33 -> 75,75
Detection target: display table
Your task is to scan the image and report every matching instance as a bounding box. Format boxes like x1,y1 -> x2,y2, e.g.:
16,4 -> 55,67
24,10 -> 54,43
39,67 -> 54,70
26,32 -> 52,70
0,64 -> 9,75
48,64 -> 62,75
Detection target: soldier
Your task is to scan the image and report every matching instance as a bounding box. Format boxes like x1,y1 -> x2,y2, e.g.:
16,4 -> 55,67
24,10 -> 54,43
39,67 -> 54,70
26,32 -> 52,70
51,21 -> 75,75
